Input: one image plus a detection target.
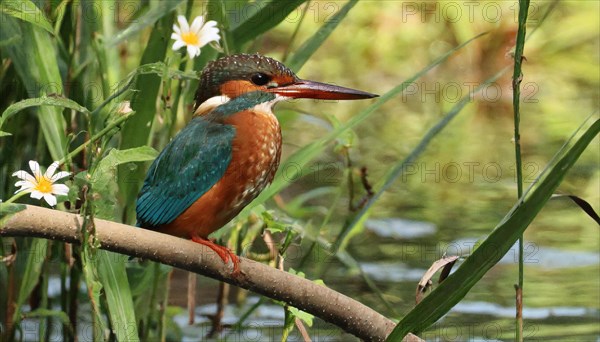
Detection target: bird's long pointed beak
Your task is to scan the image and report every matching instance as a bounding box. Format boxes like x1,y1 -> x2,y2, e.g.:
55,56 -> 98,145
269,80 -> 378,100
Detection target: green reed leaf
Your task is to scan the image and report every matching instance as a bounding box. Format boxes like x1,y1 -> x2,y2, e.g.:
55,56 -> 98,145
387,119 -> 600,340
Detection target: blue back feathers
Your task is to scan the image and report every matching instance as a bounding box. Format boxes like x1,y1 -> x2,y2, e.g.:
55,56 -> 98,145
136,117 -> 235,228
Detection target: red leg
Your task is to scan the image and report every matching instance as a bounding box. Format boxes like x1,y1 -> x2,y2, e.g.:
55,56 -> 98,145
191,236 -> 240,274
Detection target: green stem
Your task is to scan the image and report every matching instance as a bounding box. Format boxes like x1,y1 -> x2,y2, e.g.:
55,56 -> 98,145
282,1 -> 311,62
90,76 -> 136,117
59,247 -> 69,341
58,112 -> 134,166
167,53 -> 187,139
158,269 -> 172,342
40,245 -> 50,342
144,262 -> 161,340
218,1 -> 231,55
513,3 -> 529,200
229,297 -> 266,334
512,1 -> 530,341
281,308 -> 294,342
3,191 -> 29,205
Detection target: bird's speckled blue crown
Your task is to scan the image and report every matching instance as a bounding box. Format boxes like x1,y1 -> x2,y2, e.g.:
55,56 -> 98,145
194,53 -> 298,108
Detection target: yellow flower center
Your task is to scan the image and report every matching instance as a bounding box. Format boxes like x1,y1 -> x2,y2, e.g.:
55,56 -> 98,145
35,177 -> 53,194
181,32 -> 199,45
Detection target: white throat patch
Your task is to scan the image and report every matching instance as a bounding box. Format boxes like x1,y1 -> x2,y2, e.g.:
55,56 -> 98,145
251,94 -> 291,115
195,94 -> 290,117
194,95 -> 231,116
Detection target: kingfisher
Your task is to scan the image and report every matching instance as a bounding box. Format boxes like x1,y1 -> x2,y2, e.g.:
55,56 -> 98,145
136,54 -> 377,272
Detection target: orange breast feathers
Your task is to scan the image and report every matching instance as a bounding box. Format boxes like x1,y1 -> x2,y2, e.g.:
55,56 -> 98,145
160,107 -> 282,239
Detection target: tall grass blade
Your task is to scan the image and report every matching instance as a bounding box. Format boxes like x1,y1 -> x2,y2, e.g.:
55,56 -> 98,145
105,1 -> 184,47
387,119 -> 600,341
97,0 -> 121,89
205,0 -> 236,55
511,1 -> 531,340
0,0 -> 54,35
11,239 -> 48,335
231,0 -> 306,48
285,0 -> 358,73
0,16 -> 67,160
80,246 -> 106,337
96,251 -> 139,341
86,147 -> 158,341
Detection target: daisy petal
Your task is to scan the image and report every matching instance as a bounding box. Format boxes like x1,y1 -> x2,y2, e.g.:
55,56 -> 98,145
43,193 -> 57,207
199,30 -> 221,46
14,187 -> 32,194
51,171 -> 71,182
203,20 -> 218,29
52,184 -> 70,196
172,23 -> 181,35
172,40 -> 186,51
171,32 -> 181,40
190,16 -> 205,33
12,170 -> 36,183
187,45 -> 200,59
204,27 -> 220,36
30,190 -> 44,200
11,169 -> 25,178
202,20 -> 219,34
191,46 -> 200,58
14,181 -> 34,189
45,161 -> 59,178
177,15 -> 189,33
29,160 -> 41,179
198,22 -> 220,46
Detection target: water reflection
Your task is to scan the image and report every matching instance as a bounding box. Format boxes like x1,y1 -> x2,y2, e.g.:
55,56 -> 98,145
451,238 -> 600,269
451,301 -> 599,319
366,218 -> 437,239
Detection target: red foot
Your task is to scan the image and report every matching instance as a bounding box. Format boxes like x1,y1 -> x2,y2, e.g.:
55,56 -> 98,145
191,236 -> 240,274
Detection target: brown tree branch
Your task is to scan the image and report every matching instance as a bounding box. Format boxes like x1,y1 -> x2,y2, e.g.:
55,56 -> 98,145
1,205 -> 422,342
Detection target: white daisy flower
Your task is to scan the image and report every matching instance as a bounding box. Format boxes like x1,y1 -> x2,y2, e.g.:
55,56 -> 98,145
171,15 -> 220,59
12,160 -> 71,207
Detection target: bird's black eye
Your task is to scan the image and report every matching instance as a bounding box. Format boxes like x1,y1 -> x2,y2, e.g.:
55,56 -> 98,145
251,72 -> 270,86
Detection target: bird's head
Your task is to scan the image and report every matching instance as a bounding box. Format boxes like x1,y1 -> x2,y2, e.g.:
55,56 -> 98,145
194,54 -> 377,115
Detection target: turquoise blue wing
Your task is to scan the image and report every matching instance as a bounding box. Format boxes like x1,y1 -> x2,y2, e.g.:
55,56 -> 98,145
136,116 -> 235,228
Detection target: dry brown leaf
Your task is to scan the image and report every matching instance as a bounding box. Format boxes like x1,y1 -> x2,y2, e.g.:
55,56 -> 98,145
416,256 -> 459,304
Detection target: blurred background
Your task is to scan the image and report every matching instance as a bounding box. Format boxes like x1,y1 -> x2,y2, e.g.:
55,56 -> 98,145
263,2 -> 600,339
